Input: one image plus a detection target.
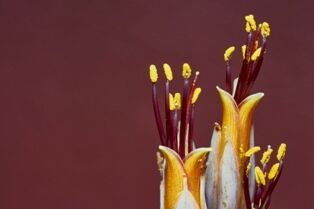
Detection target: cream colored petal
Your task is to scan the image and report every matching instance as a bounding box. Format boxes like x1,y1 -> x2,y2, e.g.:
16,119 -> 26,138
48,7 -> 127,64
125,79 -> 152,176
175,178 -> 200,209
218,141 -> 241,209
159,146 -> 186,209
184,147 -> 211,209
217,87 -> 239,153
205,125 -> 221,209
238,93 -> 264,152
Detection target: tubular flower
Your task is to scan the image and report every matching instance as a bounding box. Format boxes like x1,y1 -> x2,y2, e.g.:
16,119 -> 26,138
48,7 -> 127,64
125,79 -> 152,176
205,15 -> 286,209
149,63 -> 211,209
149,14 -> 287,209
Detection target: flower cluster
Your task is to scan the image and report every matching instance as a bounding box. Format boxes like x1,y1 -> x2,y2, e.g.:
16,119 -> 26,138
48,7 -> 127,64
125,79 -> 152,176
148,15 -> 287,209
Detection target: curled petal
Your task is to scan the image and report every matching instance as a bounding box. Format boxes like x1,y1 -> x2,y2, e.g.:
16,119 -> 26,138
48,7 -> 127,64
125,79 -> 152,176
184,147 -> 211,208
239,93 -> 264,151
159,146 -> 186,209
216,87 -> 239,149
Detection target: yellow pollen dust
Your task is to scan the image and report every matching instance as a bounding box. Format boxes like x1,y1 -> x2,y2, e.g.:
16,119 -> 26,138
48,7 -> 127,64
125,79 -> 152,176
174,93 -> 181,109
149,64 -> 158,83
268,163 -> 280,180
245,14 -> 257,32
246,162 -> 251,176
255,166 -> 266,186
241,45 -> 247,59
182,63 -> 192,78
251,47 -> 262,61
277,143 -> 287,161
224,46 -> 236,61
244,146 -> 261,157
169,93 -> 176,111
261,147 -> 273,164
192,87 -> 202,104
261,22 -> 271,37
163,63 -> 173,81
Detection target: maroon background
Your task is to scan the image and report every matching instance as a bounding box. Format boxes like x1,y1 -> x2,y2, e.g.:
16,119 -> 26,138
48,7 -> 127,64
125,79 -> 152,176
0,0 -> 312,208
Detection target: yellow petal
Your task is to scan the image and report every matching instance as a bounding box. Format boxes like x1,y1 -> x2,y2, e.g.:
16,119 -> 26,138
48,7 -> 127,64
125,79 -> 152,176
216,87 -> 239,149
159,146 -> 186,209
238,93 -> 264,152
184,148 -> 211,208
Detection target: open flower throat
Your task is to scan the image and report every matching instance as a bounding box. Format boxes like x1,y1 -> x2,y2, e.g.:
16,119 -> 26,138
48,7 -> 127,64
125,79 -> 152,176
148,15 -> 287,209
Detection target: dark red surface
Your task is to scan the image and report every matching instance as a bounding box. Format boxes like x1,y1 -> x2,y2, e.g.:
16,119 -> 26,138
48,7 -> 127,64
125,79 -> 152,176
0,0 -> 312,208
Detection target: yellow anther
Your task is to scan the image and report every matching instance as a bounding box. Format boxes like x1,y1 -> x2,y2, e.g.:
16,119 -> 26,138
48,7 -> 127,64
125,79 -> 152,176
251,47 -> 262,61
182,63 -> 192,78
255,166 -> 266,186
261,22 -> 271,37
174,93 -> 181,109
246,162 -> 251,176
244,146 -> 261,157
149,64 -> 158,83
245,14 -> 257,32
268,163 -> 280,180
192,87 -> 202,104
224,46 -> 236,61
163,63 -> 173,81
261,147 -> 273,164
241,45 -> 247,59
169,93 -> 175,111
277,143 -> 287,161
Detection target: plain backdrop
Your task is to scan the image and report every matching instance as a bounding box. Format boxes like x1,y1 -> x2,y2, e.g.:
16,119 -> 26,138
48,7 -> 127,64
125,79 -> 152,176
0,0 -> 313,209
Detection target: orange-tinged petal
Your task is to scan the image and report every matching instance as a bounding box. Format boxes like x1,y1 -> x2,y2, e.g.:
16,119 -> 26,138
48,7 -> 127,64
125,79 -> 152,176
217,87 -> 239,154
159,146 -> 186,209
184,148 -> 212,208
239,93 -> 264,152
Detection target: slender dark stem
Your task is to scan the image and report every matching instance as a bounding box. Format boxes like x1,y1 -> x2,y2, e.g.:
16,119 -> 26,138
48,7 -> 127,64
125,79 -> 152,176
188,105 -> 195,152
165,81 -> 172,147
226,61 -> 232,94
152,84 -> 166,145
171,110 -> 178,152
243,158 -> 252,209
179,79 -> 189,158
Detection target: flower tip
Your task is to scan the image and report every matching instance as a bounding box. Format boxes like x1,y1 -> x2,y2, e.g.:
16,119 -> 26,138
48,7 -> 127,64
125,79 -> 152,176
163,63 -> 173,81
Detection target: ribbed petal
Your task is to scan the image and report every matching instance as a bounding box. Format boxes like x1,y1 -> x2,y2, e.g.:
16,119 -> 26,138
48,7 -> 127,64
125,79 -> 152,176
159,146 -> 186,209
218,141 -> 240,209
184,148 -> 211,209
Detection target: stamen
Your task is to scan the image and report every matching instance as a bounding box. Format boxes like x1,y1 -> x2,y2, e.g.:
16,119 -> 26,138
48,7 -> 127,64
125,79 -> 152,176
224,46 -> 236,61
268,163 -> 280,180
192,87 -> 202,104
277,143 -> 287,161
169,93 -> 176,111
261,147 -> 273,164
251,47 -> 262,61
163,63 -> 173,81
245,146 -> 261,157
182,63 -> 192,79
255,166 -> 266,186
174,93 -> 181,109
261,22 -> 271,37
149,65 -> 166,145
149,64 -> 158,83
245,14 -> 257,32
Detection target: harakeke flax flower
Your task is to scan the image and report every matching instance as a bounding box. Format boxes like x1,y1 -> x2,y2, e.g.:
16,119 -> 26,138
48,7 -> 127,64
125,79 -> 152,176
148,14 -> 287,209
205,15 -> 287,209
149,64 -> 211,209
